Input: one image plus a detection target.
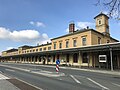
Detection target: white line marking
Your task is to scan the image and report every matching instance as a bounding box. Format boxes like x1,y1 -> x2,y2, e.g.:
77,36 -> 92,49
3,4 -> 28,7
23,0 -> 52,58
70,75 -> 81,84
16,78 -> 43,90
5,69 -> 15,72
0,73 -> 10,80
87,78 -> 109,90
74,75 -> 86,78
32,71 -> 65,77
112,83 -> 120,87
41,70 -> 52,73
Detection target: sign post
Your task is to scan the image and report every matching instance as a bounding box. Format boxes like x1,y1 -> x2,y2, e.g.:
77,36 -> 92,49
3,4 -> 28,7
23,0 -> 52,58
56,59 -> 60,73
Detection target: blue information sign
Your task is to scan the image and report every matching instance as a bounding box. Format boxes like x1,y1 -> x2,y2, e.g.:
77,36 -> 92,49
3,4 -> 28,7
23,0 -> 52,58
56,59 -> 60,65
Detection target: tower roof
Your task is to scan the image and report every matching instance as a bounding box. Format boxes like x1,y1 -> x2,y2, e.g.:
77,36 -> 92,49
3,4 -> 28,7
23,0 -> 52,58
94,12 -> 109,19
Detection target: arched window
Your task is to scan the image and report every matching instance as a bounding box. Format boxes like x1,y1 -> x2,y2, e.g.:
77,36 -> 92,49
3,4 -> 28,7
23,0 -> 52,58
82,53 -> 88,63
73,53 -> 78,63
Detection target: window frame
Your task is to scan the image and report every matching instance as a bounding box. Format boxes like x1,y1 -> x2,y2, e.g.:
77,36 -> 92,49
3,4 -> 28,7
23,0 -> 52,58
59,42 -> 62,49
66,41 -> 69,48
73,39 -> 77,47
98,37 -> 101,44
54,43 -> 56,49
82,37 -> 86,46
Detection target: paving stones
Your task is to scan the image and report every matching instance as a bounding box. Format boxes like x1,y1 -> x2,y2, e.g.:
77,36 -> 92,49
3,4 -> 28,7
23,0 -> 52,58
0,73 -> 40,90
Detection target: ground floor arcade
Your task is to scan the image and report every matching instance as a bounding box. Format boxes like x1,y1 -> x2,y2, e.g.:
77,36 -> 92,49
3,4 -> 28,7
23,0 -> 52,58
1,43 -> 120,70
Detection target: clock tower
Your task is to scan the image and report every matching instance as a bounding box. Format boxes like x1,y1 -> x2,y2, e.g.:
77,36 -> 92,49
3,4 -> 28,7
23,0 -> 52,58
94,12 -> 110,36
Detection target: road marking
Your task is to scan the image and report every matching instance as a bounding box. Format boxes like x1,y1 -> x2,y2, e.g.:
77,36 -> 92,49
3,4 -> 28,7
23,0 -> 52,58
41,70 -> 52,73
70,75 -> 81,84
16,78 -> 43,90
0,73 -> 10,80
87,78 -> 109,90
74,75 -> 86,78
112,83 -> 120,87
5,69 -> 15,72
32,71 -> 65,77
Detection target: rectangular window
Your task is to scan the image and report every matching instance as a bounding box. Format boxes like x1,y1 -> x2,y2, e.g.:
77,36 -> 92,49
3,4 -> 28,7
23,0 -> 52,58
82,37 -> 86,46
43,47 -> 46,51
48,47 -> 51,50
98,37 -> 101,44
66,41 -> 69,48
40,48 -> 42,51
73,39 -> 77,47
54,43 -> 56,49
99,20 -> 101,24
59,42 -> 62,49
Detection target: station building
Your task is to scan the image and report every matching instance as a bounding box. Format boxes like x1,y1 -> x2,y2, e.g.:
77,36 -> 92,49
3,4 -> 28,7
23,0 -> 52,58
1,13 -> 120,70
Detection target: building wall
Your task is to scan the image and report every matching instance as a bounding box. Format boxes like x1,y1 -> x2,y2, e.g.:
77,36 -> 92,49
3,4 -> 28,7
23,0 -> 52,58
51,30 -> 92,50
91,31 -> 116,45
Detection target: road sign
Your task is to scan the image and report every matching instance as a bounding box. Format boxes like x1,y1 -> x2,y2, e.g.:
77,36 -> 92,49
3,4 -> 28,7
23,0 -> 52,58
56,59 -> 60,65
99,55 -> 107,62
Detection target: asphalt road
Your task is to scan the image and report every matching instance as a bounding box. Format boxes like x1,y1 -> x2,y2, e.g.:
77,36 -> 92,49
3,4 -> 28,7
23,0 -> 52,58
0,62 -> 120,90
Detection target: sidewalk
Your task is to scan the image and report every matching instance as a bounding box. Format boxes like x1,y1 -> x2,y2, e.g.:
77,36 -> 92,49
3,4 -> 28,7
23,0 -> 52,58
0,73 -> 41,90
0,73 -> 20,90
0,79 -> 20,90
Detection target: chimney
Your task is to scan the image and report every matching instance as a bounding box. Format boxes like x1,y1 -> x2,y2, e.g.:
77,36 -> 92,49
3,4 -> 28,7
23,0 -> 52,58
69,22 -> 75,33
87,26 -> 89,29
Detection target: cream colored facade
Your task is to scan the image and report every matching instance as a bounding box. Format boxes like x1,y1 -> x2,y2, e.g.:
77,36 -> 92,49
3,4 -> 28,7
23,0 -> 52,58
1,13 -> 120,69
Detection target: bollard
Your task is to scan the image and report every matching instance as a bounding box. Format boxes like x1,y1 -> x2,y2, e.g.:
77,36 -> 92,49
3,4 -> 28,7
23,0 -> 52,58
56,64 -> 59,73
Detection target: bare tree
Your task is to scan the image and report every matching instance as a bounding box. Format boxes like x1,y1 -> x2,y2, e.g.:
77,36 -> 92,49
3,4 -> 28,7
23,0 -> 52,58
96,0 -> 120,19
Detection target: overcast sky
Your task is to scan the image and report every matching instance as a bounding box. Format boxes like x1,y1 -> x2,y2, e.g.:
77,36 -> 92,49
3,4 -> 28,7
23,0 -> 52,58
0,0 -> 120,54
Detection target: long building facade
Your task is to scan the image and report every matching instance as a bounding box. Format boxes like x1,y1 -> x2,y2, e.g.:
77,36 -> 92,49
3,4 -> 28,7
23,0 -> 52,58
1,13 -> 120,70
